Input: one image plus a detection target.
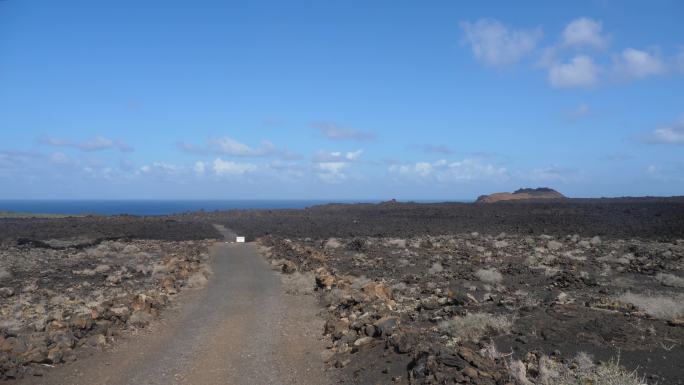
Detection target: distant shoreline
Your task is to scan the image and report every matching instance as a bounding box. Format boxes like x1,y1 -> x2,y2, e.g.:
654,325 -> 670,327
1,197 -> 682,217
0,199 -> 467,216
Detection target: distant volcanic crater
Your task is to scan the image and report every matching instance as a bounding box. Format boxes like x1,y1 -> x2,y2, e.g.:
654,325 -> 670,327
476,187 -> 567,203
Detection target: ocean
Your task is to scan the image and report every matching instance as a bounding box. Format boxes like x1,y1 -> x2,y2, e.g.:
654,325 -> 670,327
0,199 -> 382,216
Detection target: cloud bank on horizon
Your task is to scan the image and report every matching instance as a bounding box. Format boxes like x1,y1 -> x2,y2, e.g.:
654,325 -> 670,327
0,1 -> 682,199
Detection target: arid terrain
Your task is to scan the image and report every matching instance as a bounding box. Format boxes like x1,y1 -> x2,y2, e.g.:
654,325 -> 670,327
1,198 -> 683,384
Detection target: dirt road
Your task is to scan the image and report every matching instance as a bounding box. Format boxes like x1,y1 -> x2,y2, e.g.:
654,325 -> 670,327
17,227 -> 331,385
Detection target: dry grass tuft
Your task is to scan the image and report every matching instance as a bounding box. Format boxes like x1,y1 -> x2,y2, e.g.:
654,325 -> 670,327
521,353 -> 648,385
509,360 -> 533,385
324,238 -> 342,249
187,265 -> 212,288
428,262 -> 444,274
616,291 -> 684,319
385,238 -> 407,248
475,268 -> 503,284
439,312 -> 512,342
282,271 -> 316,295
654,273 -> 684,288
0,269 -> 11,281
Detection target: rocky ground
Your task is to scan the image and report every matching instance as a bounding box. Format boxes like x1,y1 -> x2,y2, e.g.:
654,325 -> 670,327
0,238 -> 214,380
0,216 -> 220,243
259,233 -> 684,384
2,199 -> 683,384
193,197 -> 684,241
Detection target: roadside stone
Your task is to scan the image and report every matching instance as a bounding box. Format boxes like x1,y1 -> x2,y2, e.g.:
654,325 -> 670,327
547,240 -> 563,251
437,355 -> 467,369
353,336 -> 373,347
325,319 -> 350,340
46,348 -> 63,364
493,240 -> 508,249
106,273 -> 123,285
362,282 -> 392,302
668,318 -> 684,327
447,290 -> 478,305
22,346 -> 47,364
462,366 -> 478,379
315,268 -> 335,289
321,349 -> 335,363
419,297 -> 440,310
364,324 -> 377,337
373,316 -> 398,336
109,306 -> 130,320
128,310 -> 153,328
389,331 -> 417,354
281,260 -> 297,274
70,315 -> 92,330
88,334 -> 107,348
590,236 -> 602,246
161,276 -> 176,293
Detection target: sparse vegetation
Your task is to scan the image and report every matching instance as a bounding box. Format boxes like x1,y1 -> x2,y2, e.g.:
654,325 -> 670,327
385,238 -> 407,248
428,262 -> 444,274
654,272 -> 684,288
475,268 -> 503,284
616,291 -> 684,319
439,312 -> 512,342
527,353 -> 648,385
187,265 -> 212,288
324,238 -> 342,249
282,271 -> 316,295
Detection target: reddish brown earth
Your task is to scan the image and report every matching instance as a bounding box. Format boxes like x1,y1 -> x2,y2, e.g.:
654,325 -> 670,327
475,188 -> 567,203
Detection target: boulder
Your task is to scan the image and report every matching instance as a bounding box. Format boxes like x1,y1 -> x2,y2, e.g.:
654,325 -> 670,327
373,316 -> 399,336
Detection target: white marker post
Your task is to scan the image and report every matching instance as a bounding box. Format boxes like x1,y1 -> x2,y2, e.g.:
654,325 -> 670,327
236,236 -> 246,243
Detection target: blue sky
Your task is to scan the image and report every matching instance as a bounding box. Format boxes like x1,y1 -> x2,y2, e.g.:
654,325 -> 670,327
1,0 -> 682,199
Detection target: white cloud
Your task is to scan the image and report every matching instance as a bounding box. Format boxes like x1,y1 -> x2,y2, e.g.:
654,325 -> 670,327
0,151 -> 44,174
676,46 -> 684,72
644,116 -> 684,145
312,122 -> 375,141
389,158 -> 507,182
42,136 -> 133,152
313,150 -> 363,163
193,161 -> 206,174
315,162 -> 349,183
208,137 -> 275,157
565,103 -> 591,121
139,162 -> 179,175
345,150 -> 363,161
548,55 -> 600,88
527,165 -> 578,183
459,18 -> 542,67
613,48 -> 665,80
317,162 -> 347,173
645,163 -> 684,181
414,144 -> 455,155
49,152 -> 71,165
562,17 -> 608,49
312,150 -> 363,183
212,158 -> 257,176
